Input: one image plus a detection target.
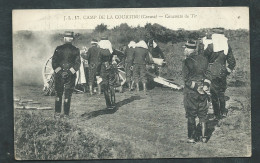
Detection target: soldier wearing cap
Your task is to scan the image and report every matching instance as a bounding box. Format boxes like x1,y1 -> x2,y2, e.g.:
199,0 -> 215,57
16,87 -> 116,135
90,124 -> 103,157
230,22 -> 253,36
182,40 -> 211,143
124,41 -> 136,91
52,31 -> 81,119
133,40 -> 152,92
81,38 -> 101,95
203,28 -> 236,120
96,36 -> 116,109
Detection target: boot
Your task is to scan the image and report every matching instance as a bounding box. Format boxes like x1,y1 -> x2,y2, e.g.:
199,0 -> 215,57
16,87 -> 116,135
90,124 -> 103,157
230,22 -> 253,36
97,84 -> 101,95
187,117 -> 196,143
128,82 -> 132,91
201,122 -> 207,143
143,82 -> 147,93
63,97 -> 71,116
89,84 -> 93,95
55,95 -> 62,114
136,82 -> 140,92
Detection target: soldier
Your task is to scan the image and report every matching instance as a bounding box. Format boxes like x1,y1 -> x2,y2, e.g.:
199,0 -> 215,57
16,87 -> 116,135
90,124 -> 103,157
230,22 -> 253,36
124,41 -> 136,91
133,40 -> 152,92
96,37 -> 116,109
203,28 -> 236,120
148,40 -> 165,76
52,31 -> 81,119
182,40 -> 211,143
81,39 -> 101,95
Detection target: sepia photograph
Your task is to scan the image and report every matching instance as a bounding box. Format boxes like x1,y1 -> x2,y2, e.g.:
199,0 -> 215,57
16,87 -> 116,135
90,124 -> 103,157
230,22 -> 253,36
13,7 -> 250,159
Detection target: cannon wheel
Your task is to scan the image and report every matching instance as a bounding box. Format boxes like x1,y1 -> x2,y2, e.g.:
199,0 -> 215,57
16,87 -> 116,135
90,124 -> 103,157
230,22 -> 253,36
42,57 -> 55,96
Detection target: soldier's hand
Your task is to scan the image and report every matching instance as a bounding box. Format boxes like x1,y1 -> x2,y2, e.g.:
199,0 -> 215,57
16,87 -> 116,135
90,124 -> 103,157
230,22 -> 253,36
197,86 -> 205,94
203,85 -> 210,95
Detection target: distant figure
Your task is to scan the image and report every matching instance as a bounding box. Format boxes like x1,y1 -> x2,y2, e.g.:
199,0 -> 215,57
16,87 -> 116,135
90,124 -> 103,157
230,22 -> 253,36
52,31 -> 81,119
203,28 -> 236,120
182,40 -> 211,143
81,38 -> 101,95
96,37 -> 116,109
124,41 -> 136,91
133,40 -> 152,92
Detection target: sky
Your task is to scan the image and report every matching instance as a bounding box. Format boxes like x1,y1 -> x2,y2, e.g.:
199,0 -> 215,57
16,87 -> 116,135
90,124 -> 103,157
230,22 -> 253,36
12,7 -> 249,32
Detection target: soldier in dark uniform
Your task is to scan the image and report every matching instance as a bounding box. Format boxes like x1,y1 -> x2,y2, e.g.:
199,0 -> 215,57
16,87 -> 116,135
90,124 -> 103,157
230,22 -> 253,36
203,28 -> 236,120
148,40 -> 165,76
96,37 -> 116,109
133,40 -> 152,92
52,31 -> 81,119
124,41 -> 136,91
182,40 -> 211,143
81,39 -> 101,95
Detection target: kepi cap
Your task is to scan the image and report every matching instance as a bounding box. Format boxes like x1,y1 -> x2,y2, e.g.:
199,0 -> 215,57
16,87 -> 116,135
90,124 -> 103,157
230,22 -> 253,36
64,31 -> 74,38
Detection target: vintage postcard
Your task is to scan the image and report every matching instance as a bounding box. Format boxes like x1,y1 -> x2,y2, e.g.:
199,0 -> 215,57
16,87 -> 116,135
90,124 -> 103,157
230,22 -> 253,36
13,7 -> 250,159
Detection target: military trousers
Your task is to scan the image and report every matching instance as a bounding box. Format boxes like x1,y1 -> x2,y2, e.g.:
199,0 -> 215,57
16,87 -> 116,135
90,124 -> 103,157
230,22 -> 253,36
133,64 -> 147,83
54,74 -> 76,115
125,62 -> 133,84
100,65 -> 116,108
210,76 -> 227,118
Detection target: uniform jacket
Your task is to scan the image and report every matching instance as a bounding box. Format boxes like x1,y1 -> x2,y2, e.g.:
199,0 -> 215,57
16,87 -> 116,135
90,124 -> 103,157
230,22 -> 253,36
182,52 -> 211,91
52,43 -> 81,74
133,47 -> 151,65
204,43 -> 236,78
124,47 -> 135,63
149,46 -> 165,59
81,45 -> 100,65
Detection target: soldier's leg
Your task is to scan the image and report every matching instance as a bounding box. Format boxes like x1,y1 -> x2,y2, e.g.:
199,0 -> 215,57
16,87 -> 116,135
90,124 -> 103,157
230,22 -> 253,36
64,89 -> 73,116
54,77 -> 64,115
88,67 -> 94,95
126,63 -> 132,91
140,64 -> 147,92
133,64 -> 140,91
219,91 -> 227,116
210,89 -> 220,119
219,77 -> 228,117
63,76 -> 75,116
184,91 -> 197,142
198,95 -> 209,143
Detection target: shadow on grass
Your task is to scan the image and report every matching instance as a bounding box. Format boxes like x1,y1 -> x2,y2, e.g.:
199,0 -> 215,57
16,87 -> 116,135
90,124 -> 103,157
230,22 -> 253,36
81,95 -> 143,120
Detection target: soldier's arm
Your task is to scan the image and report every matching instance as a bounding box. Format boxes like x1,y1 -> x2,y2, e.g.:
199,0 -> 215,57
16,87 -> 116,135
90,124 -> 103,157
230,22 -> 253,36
226,45 -> 236,72
157,47 -> 165,59
203,43 -> 213,59
69,48 -> 81,74
182,59 -> 199,91
96,50 -> 102,75
145,50 -> 153,64
52,47 -> 62,73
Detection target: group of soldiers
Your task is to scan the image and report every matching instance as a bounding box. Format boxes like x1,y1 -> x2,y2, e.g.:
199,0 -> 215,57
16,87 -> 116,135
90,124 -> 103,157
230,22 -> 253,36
51,27 -> 236,143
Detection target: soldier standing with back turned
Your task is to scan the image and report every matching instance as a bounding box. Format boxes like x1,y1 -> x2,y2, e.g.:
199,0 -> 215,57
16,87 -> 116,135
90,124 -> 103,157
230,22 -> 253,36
182,40 -> 211,143
124,41 -> 136,91
96,37 -> 116,109
81,38 -> 101,95
52,31 -> 81,119
203,28 -> 236,120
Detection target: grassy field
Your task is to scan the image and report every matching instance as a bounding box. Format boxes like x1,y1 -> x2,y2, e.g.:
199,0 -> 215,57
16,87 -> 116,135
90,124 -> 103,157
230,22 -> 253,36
13,30 -> 251,159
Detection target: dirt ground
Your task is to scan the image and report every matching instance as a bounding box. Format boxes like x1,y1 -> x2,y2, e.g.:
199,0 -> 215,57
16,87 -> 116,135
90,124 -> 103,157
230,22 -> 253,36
14,84 -> 251,159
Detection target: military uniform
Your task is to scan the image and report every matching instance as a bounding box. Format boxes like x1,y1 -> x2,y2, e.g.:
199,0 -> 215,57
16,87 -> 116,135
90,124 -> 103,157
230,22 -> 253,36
124,46 -> 135,85
52,39 -> 81,116
97,40 -> 116,108
204,42 -> 236,119
182,40 -> 211,142
133,46 -> 151,85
